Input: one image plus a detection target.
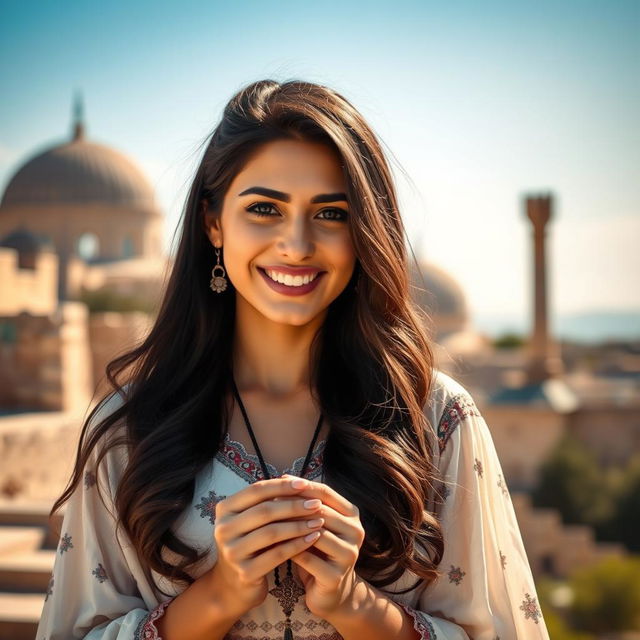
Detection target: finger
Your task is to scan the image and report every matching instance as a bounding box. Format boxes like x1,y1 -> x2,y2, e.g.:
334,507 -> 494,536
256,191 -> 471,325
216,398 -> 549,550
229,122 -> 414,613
241,530 -> 322,582
307,528 -> 359,568
307,503 -> 359,542
217,496 -> 323,541
290,548 -> 340,585
281,476 -> 358,518
217,476 -> 312,518
230,516 -> 325,560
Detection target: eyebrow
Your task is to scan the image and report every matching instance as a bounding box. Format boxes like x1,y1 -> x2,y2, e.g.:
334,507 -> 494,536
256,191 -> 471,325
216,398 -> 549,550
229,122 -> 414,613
238,186 -> 348,204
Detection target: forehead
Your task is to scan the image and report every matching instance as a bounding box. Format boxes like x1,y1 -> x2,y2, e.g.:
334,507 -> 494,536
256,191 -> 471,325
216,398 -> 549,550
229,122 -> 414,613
230,139 -> 346,193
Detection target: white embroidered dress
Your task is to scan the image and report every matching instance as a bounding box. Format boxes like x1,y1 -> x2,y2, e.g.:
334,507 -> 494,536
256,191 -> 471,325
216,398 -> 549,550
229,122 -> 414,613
36,369 -> 550,639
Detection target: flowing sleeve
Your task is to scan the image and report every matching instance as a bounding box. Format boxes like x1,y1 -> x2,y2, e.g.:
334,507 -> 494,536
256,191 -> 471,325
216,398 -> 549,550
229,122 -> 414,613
35,390 -> 176,640
399,387 -> 550,639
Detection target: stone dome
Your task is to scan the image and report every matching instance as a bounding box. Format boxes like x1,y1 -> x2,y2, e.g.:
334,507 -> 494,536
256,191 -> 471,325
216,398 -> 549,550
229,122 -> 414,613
0,127 -> 156,209
409,258 -> 469,335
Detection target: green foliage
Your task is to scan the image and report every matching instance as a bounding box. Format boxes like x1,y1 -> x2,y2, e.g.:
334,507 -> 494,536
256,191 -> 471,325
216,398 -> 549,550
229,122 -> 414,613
536,578 -> 595,639
493,332 -> 525,349
543,608 -> 595,640
76,288 -> 157,314
568,555 -> 640,633
532,433 -> 615,527
603,454 -> 640,552
533,435 -> 640,552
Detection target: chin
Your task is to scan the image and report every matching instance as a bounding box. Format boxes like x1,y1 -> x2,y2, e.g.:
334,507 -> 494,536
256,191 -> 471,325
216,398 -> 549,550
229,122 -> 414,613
260,305 -> 329,327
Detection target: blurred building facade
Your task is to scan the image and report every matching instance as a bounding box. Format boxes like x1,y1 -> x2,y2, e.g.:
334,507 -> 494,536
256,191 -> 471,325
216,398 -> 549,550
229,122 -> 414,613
0,97 -> 165,410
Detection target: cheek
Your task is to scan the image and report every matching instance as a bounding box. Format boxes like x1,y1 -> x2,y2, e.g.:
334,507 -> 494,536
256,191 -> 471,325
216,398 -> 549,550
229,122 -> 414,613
332,236 -> 357,271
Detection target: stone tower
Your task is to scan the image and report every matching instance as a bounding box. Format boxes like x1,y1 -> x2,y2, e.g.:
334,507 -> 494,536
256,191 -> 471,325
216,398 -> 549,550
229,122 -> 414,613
524,193 -> 565,383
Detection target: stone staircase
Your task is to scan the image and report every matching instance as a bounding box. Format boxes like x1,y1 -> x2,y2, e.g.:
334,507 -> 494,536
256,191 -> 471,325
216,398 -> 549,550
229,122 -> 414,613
0,500 -> 64,640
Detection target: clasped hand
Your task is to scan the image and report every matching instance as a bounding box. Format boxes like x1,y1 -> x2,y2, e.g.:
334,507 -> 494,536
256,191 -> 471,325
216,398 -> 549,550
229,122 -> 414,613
281,473 -> 365,618
212,473 -> 365,619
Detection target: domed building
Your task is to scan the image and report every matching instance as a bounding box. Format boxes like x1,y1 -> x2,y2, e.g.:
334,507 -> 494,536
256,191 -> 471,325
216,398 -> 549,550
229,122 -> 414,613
0,95 -> 165,300
0,96 -> 166,411
408,257 -> 492,362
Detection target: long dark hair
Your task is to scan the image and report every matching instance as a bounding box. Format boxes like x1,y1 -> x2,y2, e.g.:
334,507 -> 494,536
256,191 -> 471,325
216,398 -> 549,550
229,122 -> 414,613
51,79 -> 445,599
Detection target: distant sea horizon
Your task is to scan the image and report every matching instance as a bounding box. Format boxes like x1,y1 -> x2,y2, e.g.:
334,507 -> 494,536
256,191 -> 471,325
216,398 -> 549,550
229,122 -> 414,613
474,309 -> 640,344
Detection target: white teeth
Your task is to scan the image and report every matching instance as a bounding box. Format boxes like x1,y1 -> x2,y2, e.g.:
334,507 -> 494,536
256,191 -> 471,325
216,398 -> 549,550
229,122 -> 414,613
265,269 -> 319,287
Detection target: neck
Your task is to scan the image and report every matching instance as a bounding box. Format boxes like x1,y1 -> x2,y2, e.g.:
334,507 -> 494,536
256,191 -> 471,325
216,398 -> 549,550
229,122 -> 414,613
231,296 -> 326,398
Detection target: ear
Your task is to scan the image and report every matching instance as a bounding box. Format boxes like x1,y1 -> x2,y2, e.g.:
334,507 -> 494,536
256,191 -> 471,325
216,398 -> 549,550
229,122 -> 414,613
202,199 -> 222,248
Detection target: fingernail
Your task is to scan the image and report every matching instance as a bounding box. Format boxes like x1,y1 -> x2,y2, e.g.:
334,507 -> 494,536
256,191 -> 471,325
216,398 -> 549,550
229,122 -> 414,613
291,477 -> 308,489
303,499 -> 321,509
305,530 -> 321,542
307,518 -> 324,528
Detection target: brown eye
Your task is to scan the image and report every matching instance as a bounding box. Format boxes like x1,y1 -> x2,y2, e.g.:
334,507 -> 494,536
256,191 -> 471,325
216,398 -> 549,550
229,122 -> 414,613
246,202 -> 278,217
317,208 -> 348,221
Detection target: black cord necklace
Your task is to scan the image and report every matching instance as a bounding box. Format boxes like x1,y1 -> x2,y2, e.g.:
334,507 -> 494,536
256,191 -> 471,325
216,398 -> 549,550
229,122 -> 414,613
230,375 -> 324,640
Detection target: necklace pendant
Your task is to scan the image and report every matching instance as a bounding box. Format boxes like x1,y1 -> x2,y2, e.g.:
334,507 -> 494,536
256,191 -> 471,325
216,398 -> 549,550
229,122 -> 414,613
284,623 -> 294,640
269,567 -> 305,616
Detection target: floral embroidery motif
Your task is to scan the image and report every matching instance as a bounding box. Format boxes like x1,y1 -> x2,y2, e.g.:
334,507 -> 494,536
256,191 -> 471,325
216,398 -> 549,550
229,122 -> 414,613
448,564 -> 466,585
215,433 -> 326,484
133,599 -> 174,639
228,617 -> 336,637
520,592 -> 542,623
44,576 -> 53,601
497,474 -> 509,497
269,571 -> 306,617
399,603 -> 437,639
473,457 -> 484,478
437,393 -> 482,453
227,628 -> 339,640
195,489 -> 227,525
84,469 -> 96,489
58,532 -> 73,554
92,562 -> 108,583
499,550 -> 507,570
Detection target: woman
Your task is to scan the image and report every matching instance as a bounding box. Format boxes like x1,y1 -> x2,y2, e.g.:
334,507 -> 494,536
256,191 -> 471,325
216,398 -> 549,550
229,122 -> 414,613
37,79 -> 550,640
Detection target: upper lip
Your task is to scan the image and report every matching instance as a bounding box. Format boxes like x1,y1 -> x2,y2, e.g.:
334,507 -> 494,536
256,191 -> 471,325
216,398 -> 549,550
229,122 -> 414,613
259,265 -> 325,276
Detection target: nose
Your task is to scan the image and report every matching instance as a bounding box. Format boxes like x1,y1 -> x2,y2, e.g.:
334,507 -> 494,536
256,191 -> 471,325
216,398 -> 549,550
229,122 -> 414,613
276,215 -> 314,260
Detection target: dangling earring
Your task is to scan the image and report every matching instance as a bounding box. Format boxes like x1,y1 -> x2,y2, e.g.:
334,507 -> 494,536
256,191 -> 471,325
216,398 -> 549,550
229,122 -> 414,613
210,246 -> 228,293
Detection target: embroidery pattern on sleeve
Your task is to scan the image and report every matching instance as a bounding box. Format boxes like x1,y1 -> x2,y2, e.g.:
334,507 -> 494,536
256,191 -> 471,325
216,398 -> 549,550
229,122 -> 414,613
58,532 -> 73,554
447,564 -> 466,585
520,592 -> 543,624
84,469 -> 97,488
44,576 -> 53,601
133,599 -> 173,640
92,562 -> 108,583
497,473 -> 510,498
436,393 -> 481,454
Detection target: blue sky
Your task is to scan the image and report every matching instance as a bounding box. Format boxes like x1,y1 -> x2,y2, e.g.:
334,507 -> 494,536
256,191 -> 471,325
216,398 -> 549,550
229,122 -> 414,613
1,0 -> 638,329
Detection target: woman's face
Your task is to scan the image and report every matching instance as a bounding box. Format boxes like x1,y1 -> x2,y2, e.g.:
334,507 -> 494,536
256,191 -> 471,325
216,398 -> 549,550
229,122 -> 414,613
204,138 -> 357,327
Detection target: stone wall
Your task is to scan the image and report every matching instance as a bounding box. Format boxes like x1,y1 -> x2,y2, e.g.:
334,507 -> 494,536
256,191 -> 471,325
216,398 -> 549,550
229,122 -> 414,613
89,311 -> 153,397
0,248 -> 58,316
0,302 -> 92,412
0,410 -> 84,501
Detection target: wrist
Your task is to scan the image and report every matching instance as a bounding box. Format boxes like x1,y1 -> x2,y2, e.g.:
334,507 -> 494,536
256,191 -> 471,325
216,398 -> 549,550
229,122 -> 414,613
205,566 -> 250,621
324,574 -> 368,626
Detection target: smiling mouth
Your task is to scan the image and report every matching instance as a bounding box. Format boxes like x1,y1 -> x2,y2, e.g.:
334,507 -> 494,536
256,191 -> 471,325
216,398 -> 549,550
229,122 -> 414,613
257,267 -> 325,286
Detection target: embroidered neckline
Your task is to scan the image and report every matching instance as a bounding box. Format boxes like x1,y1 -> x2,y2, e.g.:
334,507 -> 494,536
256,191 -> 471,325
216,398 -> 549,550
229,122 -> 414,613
215,432 -> 327,483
